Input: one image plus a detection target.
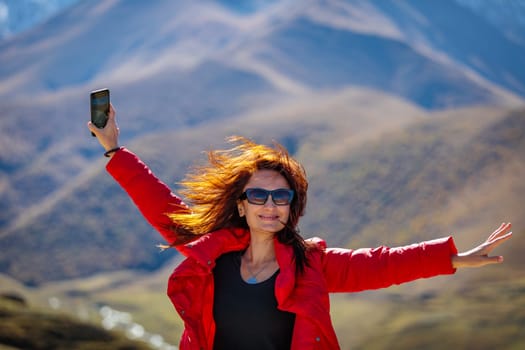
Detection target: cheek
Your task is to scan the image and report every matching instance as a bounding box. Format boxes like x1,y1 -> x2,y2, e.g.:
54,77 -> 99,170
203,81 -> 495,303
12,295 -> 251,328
280,207 -> 291,221
286,212 -> 292,223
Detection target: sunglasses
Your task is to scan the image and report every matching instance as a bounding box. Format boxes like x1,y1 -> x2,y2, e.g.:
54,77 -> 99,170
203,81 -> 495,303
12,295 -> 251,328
240,188 -> 295,206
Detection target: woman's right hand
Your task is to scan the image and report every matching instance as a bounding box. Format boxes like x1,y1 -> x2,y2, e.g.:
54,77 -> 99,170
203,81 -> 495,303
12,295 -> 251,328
87,103 -> 120,154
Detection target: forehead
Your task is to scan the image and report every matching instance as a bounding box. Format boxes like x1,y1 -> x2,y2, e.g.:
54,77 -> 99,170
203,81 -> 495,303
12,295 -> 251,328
245,169 -> 289,189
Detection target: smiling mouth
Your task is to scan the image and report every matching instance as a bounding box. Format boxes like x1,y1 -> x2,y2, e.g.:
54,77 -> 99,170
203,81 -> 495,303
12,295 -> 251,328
259,215 -> 280,221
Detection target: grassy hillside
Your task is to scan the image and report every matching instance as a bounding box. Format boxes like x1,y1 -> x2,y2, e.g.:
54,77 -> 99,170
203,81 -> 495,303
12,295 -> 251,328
300,106 -> 524,248
331,271 -> 525,349
0,292 -> 151,350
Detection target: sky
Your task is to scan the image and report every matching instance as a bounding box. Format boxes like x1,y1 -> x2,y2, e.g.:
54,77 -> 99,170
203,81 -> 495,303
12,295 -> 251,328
0,0 -> 78,39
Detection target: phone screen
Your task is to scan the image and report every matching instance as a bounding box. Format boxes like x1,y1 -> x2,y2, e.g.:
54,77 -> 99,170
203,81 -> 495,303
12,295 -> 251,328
90,88 -> 110,129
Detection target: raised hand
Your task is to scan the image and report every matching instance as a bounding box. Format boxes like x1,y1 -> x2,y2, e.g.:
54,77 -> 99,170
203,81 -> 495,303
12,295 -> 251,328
452,222 -> 513,268
87,103 -> 120,153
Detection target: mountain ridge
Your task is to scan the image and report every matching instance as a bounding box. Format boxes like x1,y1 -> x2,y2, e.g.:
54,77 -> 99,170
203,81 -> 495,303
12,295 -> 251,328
1,0 -> 524,104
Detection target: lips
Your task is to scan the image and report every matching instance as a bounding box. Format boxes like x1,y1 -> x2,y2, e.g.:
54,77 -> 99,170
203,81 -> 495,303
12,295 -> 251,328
259,215 -> 280,221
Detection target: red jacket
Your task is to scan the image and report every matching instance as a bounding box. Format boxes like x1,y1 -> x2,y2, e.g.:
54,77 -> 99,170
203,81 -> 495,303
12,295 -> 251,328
107,148 -> 458,350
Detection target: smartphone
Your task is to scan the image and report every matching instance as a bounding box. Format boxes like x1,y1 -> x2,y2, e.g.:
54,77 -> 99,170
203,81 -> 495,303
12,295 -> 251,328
90,88 -> 110,136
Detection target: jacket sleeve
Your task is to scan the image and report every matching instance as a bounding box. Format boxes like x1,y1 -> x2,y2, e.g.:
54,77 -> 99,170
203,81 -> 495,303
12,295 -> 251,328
106,148 -> 190,245
320,237 -> 458,293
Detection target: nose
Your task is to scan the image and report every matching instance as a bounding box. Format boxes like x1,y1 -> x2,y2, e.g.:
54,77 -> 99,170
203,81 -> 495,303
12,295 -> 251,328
263,195 -> 277,207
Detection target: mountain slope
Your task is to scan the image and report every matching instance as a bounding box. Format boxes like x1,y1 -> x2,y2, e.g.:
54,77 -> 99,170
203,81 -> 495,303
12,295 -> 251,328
1,0 -> 524,285
1,95 -> 523,285
0,0 -> 523,105
256,16 -> 497,108
372,0 -> 525,96
0,88 -> 423,284
303,106 -> 525,248
1,104 -> 521,349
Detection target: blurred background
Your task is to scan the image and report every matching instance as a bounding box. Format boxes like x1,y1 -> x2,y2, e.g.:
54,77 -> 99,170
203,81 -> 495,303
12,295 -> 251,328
0,0 -> 524,349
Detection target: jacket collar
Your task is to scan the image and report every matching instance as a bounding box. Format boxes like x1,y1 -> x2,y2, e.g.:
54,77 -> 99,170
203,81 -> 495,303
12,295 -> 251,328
177,227 -> 250,269
273,236 -> 296,306
176,227 -> 297,303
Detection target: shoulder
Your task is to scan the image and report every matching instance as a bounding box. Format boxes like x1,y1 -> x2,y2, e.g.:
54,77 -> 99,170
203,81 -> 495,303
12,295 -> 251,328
304,237 -> 328,264
305,236 -> 328,252
177,227 -> 250,261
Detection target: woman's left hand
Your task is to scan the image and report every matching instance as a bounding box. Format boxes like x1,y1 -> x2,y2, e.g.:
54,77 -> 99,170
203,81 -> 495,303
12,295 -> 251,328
452,222 -> 513,268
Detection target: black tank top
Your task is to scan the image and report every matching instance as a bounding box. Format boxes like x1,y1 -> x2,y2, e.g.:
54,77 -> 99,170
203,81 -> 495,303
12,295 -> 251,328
212,250 -> 296,349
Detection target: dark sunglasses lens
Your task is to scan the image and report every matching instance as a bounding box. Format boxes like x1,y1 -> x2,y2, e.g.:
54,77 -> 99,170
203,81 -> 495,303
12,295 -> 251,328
244,188 -> 294,205
272,189 -> 293,205
246,189 -> 269,204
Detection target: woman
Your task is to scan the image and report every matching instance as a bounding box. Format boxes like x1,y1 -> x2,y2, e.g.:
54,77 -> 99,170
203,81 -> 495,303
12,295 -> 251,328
88,105 -> 513,350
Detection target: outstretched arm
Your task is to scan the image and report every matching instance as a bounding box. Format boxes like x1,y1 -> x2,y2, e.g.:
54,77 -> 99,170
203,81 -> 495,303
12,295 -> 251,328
451,222 -> 513,268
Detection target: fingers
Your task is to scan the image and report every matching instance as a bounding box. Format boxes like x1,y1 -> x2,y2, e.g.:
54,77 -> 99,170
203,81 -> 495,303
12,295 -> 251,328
87,103 -> 120,151
108,103 -> 116,120
87,121 -> 99,136
482,227 -> 512,257
486,231 -> 513,252
482,255 -> 504,266
455,222 -> 513,269
488,222 -> 512,241
452,254 -> 503,268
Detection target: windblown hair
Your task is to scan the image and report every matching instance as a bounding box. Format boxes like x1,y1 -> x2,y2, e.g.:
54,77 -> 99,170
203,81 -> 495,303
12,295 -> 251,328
168,136 -> 310,272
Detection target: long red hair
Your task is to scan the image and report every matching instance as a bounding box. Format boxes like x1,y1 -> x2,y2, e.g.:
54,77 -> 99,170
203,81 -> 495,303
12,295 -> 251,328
168,136 -> 310,271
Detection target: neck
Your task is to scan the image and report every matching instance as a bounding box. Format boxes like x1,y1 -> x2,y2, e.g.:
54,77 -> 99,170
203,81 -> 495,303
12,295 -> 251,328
244,233 -> 276,264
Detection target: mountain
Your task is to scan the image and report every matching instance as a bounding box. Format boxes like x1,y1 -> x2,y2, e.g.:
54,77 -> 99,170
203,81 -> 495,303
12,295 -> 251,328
1,2 -> 524,348
2,95 -> 524,285
0,0 -> 524,286
2,0 -> 525,102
